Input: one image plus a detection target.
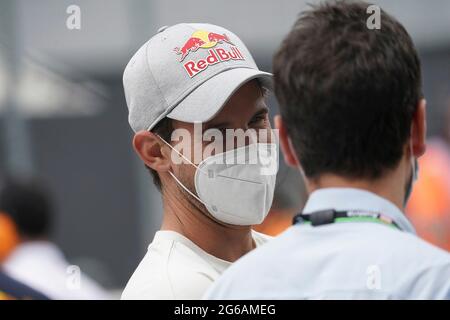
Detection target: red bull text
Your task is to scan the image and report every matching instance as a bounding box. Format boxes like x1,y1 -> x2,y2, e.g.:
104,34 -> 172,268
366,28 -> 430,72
174,30 -> 245,78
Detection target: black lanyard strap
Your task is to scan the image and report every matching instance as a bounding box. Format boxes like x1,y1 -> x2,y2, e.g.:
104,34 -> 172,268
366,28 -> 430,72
293,209 -> 401,230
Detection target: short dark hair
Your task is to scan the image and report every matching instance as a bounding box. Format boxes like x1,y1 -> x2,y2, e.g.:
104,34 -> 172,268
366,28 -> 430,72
0,177 -> 53,239
146,117 -> 173,190
273,0 -> 422,180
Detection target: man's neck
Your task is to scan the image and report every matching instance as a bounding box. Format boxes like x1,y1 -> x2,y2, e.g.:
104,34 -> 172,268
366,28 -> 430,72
160,186 -> 256,262
307,170 -> 407,212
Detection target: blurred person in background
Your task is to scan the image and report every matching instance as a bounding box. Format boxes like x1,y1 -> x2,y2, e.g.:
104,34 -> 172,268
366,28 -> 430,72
406,100 -> 450,251
121,23 -> 276,299
254,166 -> 307,236
0,176 -> 110,300
0,270 -> 49,300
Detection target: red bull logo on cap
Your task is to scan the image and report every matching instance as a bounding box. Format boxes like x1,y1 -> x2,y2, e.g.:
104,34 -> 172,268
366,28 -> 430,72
174,30 -> 245,78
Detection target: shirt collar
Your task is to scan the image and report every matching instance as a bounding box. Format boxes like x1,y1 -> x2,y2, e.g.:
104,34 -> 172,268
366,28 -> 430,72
302,187 -> 416,234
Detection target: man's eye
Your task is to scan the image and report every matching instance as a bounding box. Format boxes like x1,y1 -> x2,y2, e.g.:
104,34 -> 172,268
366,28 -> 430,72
249,114 -> 267,125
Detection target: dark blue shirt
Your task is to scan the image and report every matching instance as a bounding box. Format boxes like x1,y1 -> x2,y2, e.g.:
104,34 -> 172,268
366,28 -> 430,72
0,270 -> 49,300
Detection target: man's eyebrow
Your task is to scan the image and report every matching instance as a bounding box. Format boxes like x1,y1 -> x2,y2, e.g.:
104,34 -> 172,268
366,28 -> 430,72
204,103 -> 269,130
203,120 -> 230,130
255,104 -> 269,114
251,105 -> 269,119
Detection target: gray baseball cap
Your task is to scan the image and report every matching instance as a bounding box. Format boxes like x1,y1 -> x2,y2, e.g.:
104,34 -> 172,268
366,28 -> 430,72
123,23 -> 272,132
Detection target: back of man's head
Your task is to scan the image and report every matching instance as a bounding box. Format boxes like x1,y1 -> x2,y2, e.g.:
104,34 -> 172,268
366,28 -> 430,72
273,0 -> 422,180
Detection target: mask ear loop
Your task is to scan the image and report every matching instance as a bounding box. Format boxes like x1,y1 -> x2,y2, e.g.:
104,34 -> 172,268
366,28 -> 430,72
409,137 -> 419,182
155,134 -> 210,175
412,158 -> 418,181
155,134 -> 207,204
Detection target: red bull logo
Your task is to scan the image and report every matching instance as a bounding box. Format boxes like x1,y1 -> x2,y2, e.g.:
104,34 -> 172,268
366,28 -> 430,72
174,30 -> 245,78
173,37 -> 206,62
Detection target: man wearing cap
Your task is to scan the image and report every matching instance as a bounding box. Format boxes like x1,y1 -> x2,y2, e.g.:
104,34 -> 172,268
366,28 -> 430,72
121,23 -> 277,299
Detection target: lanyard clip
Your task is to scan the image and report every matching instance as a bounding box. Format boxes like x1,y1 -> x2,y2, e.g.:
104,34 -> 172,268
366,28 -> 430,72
309,209 -> 336,226
293,209 -> 337,226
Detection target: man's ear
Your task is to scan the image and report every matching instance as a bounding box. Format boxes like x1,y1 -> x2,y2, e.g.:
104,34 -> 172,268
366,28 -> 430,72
411,98 -> 427,157
133,131 -> 171,172
274,115 -> 300,167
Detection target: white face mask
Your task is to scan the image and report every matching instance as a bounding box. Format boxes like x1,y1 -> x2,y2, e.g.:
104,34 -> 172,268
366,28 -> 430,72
159,138 -> 278,226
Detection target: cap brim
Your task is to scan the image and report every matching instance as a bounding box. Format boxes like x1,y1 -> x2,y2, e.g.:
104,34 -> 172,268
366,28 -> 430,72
166,68 -> 272,123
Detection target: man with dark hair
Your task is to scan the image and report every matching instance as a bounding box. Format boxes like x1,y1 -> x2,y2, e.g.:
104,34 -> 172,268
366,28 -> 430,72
205,1 -> 450,299
0,177 -> 109,300
121,23 -> 278,299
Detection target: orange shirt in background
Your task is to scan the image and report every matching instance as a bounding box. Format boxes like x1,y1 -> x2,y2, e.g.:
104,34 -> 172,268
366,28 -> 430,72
406,139 -> 450,251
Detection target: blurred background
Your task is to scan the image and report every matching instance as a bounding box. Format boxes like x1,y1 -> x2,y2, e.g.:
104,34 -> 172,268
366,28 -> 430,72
0,0 -> 449,297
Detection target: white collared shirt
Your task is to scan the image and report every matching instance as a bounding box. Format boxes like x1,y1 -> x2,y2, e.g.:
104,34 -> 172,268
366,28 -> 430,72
204,188 -> 450,299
